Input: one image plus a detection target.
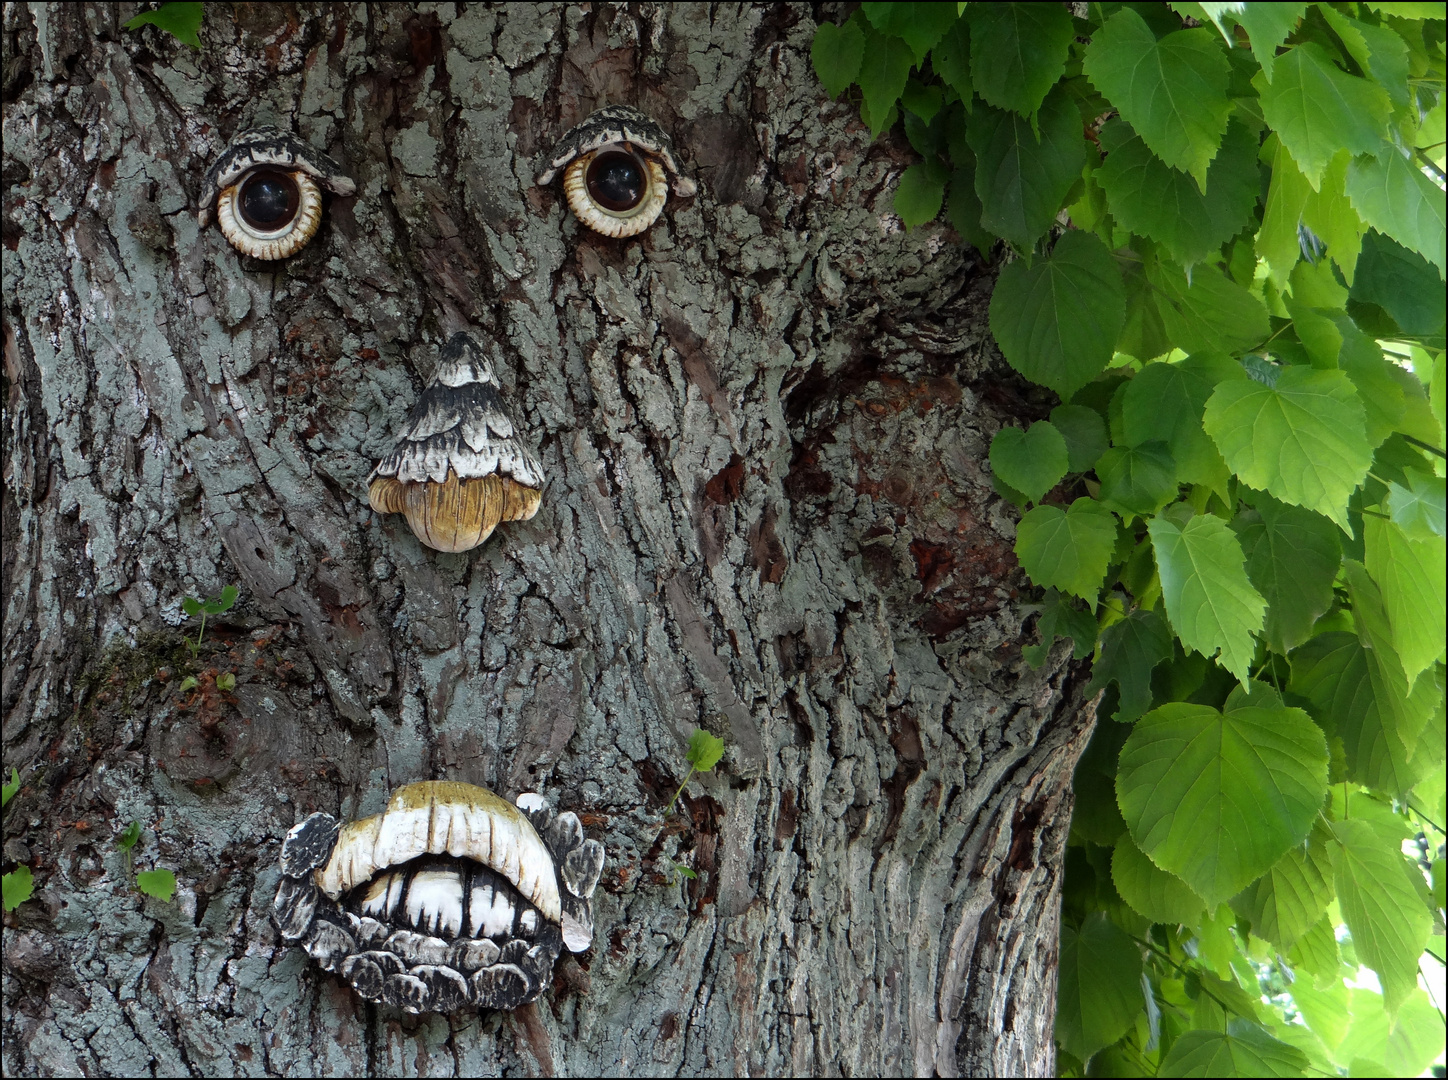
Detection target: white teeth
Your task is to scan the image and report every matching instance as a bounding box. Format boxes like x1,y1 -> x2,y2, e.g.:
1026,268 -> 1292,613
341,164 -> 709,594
470,882 -> 515,938
407,869 -> 466,937
315,781 -> 560,922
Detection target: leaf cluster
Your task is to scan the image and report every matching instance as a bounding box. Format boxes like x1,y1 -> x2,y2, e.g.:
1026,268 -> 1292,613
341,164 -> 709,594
814,3 -> 1446,1075
180,585 -> 238,660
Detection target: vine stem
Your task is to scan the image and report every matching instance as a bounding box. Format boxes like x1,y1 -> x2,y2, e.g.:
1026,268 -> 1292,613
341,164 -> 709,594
665,767 -> 696,813
1399,433 -> 1447,460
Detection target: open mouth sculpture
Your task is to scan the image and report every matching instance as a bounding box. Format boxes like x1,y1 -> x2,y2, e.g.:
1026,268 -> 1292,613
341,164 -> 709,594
272,781 -> 604,1013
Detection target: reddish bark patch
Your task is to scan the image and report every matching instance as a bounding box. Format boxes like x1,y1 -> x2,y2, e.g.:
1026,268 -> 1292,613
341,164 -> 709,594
909,539 -> 955,595
703,454 -> 745,504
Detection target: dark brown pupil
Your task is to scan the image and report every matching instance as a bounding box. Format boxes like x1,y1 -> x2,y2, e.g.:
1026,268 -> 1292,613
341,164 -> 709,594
238,168 -> 300,229
585,151 -> 646,212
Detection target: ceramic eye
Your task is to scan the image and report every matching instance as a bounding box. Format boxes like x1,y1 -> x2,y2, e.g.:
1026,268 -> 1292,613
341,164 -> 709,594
198,127 -> 356,260
367,331 -> 545,554
537,104 -> 696,238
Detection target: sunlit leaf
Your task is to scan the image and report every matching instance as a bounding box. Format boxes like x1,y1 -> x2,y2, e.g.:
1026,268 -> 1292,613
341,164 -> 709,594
1084,8 -> 1232,190
1147,514 -> 1266,683
1015,497 -> 1119,601
1117,701 -> 1328,906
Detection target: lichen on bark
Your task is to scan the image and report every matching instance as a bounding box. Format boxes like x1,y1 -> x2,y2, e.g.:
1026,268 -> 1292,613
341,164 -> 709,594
3,4 -> 1095,1076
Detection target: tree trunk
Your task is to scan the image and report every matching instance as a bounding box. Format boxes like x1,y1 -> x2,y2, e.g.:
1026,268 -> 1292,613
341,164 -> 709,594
1,3 -> 1097,1075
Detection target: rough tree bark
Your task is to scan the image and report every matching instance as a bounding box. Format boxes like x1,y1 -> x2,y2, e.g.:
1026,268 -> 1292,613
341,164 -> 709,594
1,3 -> 1097,1076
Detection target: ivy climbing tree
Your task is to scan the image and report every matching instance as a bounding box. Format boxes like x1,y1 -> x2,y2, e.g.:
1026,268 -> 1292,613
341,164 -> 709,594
815,2 -> 1445,1075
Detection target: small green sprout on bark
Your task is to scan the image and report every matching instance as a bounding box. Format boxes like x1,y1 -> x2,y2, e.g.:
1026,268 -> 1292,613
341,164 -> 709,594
117,820 -> 141,877
122,2 -> 204,48
1,768 -> 30,912
136,869 -> 177,902
116,820 -> 177,902
661,858 -> 698,884
665,729 -> 725,813
2,866 -> 32,912
181,585 -> 237,660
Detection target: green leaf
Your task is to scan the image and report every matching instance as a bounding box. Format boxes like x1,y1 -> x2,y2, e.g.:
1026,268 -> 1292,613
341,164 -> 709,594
1256,43 -> 1393,189
1332,12 -> 1411,108
1088,608 -> 1174,723
930,18 -> 972,101
117,821 -> 142,851
1049,404 -> 1109,473
1149,262 -> 1271,356
686,729 -> 725,772
1228,822 -> 1334,951
989,231 -> 1125,398
1112,832 -> 1207,925
1291,916 -> 1343,989
178,676 -> 198,693
1158,1024 -> 1312,1077
1344,147 -> 1448,280
136,868 -> 178,902
216,584 -> 238,612
181,597 -> 202,617
1330,313 -> 1406,449
947,163 -> 994,254
1084,8 -> 1231,191
1117,702 -> 1329,907
1387,468 -> 1446,540
895,160 -> 947,228
1097,118 -> 1260,267
122,1 -> 203,48
860,2 -> 960,65
1123,354 -> 1243,488
811,19 -> 865,98
966,88 -> 1086,249
1026,589 -> 1098,666
1096,442 -> 1179,517
1351,231 -> 1448,338
1203,367 -> 1371,532
2,865 -> 33,911
1230,3 -> 1307,82
857,27 -> 916,136
216,672 -> 237,692
1147,514 -> 1266,683
1336,989 -> 1445,1077
1257,137 -> 1314,286
1303,151 -> 1367,286
900,79 -> 943,123
1328,818 -> 1433,1014
1288,973 -> 1349,1051
1015,497 -> 1119,601
1232,496 -> 1342,654
989,422 -> 1069,503
1,767 -> 18,808
1290,632 -> 1422,796
1364,515 -> 1446,690
964,2 -> 1074,119
1055,912 -> 1145,1060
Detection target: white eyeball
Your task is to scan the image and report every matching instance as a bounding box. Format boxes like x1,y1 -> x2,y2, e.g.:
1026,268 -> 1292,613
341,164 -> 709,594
198,127 -> 355,260
536,105 -> 696,238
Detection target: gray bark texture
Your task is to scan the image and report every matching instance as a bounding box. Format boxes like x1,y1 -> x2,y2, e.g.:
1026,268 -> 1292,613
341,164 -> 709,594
1,3 -> 1098,1076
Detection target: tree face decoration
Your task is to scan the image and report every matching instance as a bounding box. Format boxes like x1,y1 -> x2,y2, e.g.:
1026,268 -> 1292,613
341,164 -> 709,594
198,127 -> 356,260
367,331 -> 546,553
536,105 -> 697,237
273,781 -> 604,1015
